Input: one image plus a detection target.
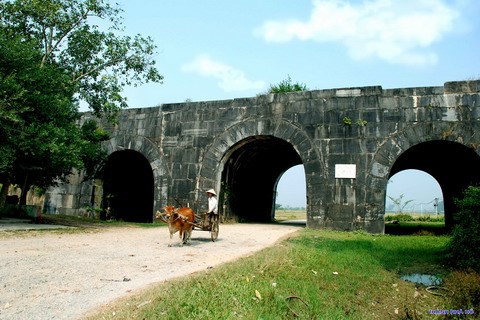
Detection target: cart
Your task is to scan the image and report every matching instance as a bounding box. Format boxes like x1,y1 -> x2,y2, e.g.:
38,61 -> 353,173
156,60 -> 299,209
190,212 -> 219,242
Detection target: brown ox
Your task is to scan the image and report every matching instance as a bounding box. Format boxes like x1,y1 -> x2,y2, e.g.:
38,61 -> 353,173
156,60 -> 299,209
156,206 -> 195,247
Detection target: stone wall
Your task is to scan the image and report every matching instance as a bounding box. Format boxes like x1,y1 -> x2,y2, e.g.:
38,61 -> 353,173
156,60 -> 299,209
44,80 -> 480,233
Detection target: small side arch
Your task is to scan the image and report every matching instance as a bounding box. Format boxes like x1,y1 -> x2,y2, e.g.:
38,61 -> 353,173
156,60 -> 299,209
102,134 -> 168,219
369,122 -> 480,230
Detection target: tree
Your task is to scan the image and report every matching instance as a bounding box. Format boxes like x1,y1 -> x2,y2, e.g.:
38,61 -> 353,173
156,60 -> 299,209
0,31 -> 109,207
0,0 -> 161,209
447,186 -> 480,271
267,75 -> 308,93
0,0 -> 163,119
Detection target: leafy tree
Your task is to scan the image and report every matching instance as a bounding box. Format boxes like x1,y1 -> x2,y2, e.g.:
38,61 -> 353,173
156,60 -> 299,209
79,119 -> 110,180
0,31 -> 109,207
446,186 -> 480,272
0,0 -> 162,209
268,75 -> 308,93
0,0 -> 162,119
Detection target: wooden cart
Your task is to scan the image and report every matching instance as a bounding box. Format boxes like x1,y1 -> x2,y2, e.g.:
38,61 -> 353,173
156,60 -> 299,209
189,213 -> 219,242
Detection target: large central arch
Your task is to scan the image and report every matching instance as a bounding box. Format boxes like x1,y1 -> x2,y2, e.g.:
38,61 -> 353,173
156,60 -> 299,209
221,135 -> 302,222
198,118 -> 324,226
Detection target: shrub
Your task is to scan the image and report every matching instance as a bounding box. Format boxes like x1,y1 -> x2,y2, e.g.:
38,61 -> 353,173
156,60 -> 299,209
385,214 -> 414,222
267,75 -> 308,93
417,215 -> 445,223
446,186 -> 480,272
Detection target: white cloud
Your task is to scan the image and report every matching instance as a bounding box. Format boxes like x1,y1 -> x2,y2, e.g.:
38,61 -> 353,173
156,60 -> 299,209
255,0 -> 459,66
182,55 -> 266,92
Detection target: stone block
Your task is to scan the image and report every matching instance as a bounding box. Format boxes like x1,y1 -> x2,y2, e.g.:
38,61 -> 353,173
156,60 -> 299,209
444,80 -> 480,93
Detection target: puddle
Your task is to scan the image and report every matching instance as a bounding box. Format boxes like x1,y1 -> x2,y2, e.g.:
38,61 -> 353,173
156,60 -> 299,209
401,274 -> 442,286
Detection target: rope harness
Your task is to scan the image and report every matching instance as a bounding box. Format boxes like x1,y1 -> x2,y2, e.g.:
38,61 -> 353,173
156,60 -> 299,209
157,209 -> 189,223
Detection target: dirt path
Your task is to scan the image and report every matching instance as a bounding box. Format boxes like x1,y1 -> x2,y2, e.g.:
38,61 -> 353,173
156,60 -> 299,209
0,223 -> 302,320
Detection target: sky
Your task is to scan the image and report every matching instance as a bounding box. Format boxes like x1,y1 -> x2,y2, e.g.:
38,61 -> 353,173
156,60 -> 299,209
105,0 -> 479,207
386,169 -> 443,213
276,166 -> 443,210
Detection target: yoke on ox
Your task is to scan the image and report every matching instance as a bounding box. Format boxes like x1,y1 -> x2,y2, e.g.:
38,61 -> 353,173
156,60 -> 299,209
156,206 -> 195,247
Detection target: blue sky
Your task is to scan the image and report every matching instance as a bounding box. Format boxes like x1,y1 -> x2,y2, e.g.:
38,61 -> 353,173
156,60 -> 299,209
110,0 -> 478,207
386,170 -> 442,212
116,0 -> 479,106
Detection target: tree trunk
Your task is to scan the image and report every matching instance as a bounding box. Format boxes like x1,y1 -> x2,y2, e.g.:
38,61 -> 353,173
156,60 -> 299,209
0,180 -> 11,213
19,182 -> 30,206
19,170 -> 31,206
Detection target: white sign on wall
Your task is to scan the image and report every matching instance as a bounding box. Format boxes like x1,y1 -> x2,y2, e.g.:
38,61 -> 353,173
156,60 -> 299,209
335,164 -> 356,179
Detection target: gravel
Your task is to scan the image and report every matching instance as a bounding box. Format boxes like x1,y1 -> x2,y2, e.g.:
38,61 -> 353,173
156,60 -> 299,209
0,223 -> 302,320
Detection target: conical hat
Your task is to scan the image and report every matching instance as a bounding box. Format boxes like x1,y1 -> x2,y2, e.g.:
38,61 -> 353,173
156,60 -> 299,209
206,189 -> 217,196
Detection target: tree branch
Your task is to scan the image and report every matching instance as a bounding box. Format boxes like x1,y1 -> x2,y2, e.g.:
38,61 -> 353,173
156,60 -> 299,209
41,8 -> 91,66
72,55 -> 134,83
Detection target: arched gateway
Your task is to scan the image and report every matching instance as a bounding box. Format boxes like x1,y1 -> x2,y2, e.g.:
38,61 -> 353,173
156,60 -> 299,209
102,150 -> 154,222
199,118 -> 322,223
45,81 -> 480,233
369,121 -> 480,229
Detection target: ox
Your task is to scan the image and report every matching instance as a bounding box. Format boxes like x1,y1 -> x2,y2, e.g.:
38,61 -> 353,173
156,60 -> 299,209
156,206 -> 195,247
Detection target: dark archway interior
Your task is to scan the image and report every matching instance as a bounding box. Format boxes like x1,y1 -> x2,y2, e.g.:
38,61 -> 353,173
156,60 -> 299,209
102,150 -> 154,223
389,140 -> 480,228
221,136 -> 303,222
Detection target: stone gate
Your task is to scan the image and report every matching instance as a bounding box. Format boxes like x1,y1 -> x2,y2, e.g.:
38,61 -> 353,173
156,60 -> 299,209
45,80 -> 480,233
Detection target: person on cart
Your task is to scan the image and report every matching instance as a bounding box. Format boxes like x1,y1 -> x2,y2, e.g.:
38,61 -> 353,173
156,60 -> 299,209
204,189 -> 218,227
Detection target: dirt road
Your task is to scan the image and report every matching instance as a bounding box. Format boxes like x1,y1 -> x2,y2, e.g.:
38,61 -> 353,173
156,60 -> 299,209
0,223 -> 302,320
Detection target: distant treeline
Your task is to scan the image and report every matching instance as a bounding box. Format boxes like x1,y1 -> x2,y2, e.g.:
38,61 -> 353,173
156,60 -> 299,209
275,204 -> 305,211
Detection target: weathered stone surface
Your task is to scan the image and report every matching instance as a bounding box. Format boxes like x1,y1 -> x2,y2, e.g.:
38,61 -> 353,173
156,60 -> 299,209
45,81 -> 480,233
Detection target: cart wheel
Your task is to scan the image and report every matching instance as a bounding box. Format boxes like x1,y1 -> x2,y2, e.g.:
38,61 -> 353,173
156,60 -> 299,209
211,219 -> 219,242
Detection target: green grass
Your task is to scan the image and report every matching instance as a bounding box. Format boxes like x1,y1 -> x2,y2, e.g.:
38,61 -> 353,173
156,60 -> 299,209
86,228 -> 451,320
385,213 -> 445,223
385,221 -> 448,236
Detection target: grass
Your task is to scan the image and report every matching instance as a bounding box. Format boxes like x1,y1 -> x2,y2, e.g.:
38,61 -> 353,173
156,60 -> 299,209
85,228 -> 453,320
384,213 -> 447,236
385,213 -> 445,223
275,209 -> 306,221
385,222 -> 448,236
